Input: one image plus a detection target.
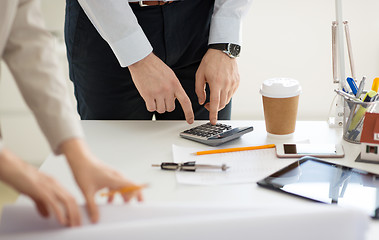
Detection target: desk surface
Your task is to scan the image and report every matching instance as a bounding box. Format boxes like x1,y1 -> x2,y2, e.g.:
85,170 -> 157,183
16,120 -> 379,239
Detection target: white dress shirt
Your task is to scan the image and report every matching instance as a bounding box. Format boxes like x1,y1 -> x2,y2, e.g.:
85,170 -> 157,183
77,0 -> 253,67
0,0 -> 84,153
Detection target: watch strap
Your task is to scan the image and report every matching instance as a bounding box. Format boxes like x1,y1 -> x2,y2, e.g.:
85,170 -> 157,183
208,43 -> 229,51
208,43 -> 240,58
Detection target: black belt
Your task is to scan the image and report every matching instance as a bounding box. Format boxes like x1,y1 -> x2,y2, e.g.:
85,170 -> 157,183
132,1 -> 174,7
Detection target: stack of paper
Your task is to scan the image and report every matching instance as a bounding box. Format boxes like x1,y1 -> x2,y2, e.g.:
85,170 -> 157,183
0,203 -> 368,240
172,145 -> 294,185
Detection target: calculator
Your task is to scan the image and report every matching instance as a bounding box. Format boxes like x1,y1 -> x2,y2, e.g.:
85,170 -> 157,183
179,122 -> 254,146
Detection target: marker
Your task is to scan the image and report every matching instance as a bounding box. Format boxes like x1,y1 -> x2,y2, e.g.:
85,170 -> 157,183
362,90 -> 377,102
100,184 -> 147,197
346,77 -> 358,95
372,78 -> 379,92
194,144 -> 276,155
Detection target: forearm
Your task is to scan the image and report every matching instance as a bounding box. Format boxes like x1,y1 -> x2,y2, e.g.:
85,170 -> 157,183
58,138 -> 95,171
0,149 -> 31,190
0,149 -> 16,182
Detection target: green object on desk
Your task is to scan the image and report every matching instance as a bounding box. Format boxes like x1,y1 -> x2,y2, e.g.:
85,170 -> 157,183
348,90 -> 377,131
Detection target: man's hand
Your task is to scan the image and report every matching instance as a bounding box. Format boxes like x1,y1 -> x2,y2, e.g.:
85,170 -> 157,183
195,49 -> 240,125
128,53 -> 194,124
60,139 -> 143,223
0,149 -> 81,227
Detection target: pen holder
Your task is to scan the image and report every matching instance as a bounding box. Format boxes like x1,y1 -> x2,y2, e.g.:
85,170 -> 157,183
343,94 -> 378,144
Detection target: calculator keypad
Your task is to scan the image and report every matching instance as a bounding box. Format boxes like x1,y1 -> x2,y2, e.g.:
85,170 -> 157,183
180,122 -> 254,146
182,123 -> 232,139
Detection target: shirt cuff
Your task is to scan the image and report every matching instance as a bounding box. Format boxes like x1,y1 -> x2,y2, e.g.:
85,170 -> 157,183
110,29 -> 153,67
208,16 -> 243,45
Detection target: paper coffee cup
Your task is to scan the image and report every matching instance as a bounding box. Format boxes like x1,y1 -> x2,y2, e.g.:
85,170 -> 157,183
260,78 -> 301,136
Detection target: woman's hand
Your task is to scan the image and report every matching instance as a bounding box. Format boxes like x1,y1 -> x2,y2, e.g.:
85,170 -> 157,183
59,138 -> 143,223
0,148 -> 81,227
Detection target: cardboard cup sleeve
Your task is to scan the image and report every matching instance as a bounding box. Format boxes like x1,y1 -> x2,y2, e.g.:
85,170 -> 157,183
262,95 -> 299,135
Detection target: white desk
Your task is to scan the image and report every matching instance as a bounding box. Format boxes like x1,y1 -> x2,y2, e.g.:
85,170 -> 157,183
16,120 -> 379,239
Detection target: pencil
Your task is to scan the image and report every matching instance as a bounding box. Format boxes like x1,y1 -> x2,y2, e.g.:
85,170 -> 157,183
100,184 -> 147,197
194,144 -> 276,155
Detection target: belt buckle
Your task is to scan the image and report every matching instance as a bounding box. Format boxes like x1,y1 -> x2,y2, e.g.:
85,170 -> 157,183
139,1 -> 149,7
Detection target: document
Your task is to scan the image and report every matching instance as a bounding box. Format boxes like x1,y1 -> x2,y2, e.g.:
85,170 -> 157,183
0,203 -> 368,240
172,145 -> 294,185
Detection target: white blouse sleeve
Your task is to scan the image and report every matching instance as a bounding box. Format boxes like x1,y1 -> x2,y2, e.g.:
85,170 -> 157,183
3,0 -> 84,154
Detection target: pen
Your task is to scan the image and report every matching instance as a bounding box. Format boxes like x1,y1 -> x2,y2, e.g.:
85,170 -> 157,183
194,144 -> 276,155
100,184 -> 147,197
346,77 -> 358,95
356,76 -> 366,98
334,89 -> 360,111
152,161 -> 229,171
334,89 -> 362,104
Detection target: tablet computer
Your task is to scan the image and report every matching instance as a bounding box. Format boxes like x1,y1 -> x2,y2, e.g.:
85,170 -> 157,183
257,156 -> 379,219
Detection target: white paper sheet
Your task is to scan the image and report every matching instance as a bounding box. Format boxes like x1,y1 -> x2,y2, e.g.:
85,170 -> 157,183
172,144 -> 294,185
0,203 -> 369,240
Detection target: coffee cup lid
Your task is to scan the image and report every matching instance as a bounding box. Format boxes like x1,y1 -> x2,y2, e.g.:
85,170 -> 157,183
260,78 -> 302,98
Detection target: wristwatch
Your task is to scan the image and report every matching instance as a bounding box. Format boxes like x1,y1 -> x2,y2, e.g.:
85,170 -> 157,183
208,43 -> 241,58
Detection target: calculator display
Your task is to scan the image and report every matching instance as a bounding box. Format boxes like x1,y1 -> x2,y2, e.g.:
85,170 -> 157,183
209,128 -> 247,139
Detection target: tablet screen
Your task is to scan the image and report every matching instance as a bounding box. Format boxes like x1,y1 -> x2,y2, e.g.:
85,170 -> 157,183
257,157 -> 379,219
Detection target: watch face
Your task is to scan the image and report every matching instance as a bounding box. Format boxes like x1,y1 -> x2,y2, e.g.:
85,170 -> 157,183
228,44 -> 241,57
